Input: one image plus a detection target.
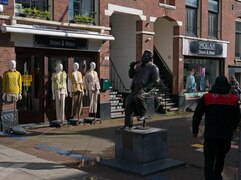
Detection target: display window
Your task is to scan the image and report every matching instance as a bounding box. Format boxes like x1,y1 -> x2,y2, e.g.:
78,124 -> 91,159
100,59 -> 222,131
184,58 -> 220,97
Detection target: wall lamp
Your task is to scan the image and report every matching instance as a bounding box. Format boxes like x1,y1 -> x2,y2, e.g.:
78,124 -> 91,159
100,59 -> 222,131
145,37 -> 152,42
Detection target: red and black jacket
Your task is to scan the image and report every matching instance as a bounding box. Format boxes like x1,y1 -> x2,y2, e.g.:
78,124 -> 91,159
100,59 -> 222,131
193,92 -> 240,141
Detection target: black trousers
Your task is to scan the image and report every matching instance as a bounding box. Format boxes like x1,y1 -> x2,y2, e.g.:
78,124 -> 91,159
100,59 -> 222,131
124,90 -> 146,127
204,139 -> 231,180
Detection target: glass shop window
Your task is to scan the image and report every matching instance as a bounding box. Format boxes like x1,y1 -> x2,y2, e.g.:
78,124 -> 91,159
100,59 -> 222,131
184,58 -> 220,94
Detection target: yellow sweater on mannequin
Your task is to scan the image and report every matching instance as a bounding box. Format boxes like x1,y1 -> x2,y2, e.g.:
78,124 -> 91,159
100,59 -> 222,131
2,70 -> 22,94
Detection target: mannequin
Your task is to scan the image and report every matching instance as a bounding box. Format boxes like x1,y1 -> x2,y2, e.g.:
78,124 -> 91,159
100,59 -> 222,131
68,62 -> 84,121
2,60 -> 22,102
84,62 -> 100,120
51,63 -> 68,122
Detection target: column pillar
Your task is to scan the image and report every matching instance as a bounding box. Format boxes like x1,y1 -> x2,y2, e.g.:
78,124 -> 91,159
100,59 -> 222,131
136,20 -> 155,61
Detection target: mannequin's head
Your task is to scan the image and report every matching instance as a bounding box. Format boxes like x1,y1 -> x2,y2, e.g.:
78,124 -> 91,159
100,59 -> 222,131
90,62 -> 96,71
8,60 -> 16,71
73,62 -> 79,71
55,63 -> 63,72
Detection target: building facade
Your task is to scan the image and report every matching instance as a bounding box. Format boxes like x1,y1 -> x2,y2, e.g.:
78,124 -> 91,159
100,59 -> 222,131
100,0 -> 235,111
0,0 -> 237,125
0,0 -> 114,125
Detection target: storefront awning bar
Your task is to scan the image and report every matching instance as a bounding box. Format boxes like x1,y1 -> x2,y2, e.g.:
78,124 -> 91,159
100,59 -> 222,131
0,24 -> 115,41
0,15 -> 111,32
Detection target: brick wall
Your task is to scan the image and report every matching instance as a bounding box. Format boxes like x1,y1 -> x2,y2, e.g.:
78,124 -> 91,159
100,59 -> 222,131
53,0 -> 69,22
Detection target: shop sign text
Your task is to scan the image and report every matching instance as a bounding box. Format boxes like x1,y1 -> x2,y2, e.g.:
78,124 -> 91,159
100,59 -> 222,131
33,35 -> 88,50
189,40 -> 223,57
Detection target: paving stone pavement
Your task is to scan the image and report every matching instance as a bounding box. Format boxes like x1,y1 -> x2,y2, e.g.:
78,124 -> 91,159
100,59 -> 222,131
0,112 -> 239,180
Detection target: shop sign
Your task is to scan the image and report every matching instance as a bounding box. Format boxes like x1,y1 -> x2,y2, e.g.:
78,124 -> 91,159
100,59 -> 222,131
183,39 -> 227,58
22,75 -> 32,87
33,35 -> 88,50
0,0 -> 8,5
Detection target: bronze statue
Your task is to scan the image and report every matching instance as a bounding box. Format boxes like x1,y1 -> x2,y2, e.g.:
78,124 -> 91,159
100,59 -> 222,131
124,50 -> 160,128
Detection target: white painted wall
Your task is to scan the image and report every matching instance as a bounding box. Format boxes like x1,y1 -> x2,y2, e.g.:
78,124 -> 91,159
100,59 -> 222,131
110,14 -> 136,89
154,18 -> 173,72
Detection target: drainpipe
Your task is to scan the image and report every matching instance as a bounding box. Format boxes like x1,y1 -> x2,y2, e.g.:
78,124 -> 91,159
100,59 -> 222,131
239,128 -> 241,180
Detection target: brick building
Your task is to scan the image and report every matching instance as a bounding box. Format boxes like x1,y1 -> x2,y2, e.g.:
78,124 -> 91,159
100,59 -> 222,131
0,0 -> 237,125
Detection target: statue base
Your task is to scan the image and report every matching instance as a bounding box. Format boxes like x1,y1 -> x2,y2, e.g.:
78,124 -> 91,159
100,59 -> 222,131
100,126 -> 185,175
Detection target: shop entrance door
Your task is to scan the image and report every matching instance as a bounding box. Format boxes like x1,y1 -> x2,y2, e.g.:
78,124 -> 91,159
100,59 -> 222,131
16,55 -> 44,124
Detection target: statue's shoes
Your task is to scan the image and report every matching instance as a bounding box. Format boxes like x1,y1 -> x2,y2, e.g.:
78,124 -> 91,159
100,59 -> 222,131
138,116 -> 145,121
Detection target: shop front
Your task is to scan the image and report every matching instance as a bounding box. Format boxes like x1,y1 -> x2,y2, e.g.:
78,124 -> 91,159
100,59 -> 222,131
182,38 -> 228,111
1,23 -> 114,124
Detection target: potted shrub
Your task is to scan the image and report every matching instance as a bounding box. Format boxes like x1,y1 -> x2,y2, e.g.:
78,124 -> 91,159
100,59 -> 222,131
23,7 -> 50,20
73,15 -> 95,24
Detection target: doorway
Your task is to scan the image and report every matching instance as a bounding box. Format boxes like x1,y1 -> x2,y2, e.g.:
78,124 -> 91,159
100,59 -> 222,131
16,55 -> 44,123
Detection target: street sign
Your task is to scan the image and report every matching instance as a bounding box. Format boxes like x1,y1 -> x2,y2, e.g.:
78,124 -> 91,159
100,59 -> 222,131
0,0 -> 8,5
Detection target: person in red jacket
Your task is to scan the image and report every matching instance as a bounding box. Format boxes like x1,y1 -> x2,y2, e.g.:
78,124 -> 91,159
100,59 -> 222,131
192,75 -> 240,180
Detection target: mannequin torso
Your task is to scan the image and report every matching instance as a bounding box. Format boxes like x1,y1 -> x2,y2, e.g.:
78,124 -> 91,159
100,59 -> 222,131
2,60 -> 22,102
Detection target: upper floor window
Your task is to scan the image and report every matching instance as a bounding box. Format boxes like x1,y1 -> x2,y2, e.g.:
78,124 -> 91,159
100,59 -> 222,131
68,0 -> 95,22
235,21 -> 241,59
15,0 -> 49,11
185,0 -> 199,37
208,0 -> 219,39
15,0 -> 50,19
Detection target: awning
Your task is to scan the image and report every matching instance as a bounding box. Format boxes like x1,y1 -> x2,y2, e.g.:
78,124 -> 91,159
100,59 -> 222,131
0,24 -> 115,41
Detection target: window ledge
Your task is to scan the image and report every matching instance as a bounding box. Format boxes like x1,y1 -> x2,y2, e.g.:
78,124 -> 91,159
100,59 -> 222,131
235,58 -> 241,62
159,3 -> 176,10
0,15 -> 111,33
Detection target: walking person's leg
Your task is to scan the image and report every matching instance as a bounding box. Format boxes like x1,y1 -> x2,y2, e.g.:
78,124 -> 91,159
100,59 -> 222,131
204,140 -> 216,180
214,141 -> 231,180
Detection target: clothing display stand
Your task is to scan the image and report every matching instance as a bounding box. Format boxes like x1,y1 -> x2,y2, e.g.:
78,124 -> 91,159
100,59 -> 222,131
83,113 -> 101,125
1,100 -> 17,134
93,113 -> 101,124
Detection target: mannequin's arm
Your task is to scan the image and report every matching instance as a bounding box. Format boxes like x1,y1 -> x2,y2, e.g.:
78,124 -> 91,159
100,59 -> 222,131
18,92 -> 22,100
51,74 -> 55,100
2,93 -> 6,101
51,83 -> 55,100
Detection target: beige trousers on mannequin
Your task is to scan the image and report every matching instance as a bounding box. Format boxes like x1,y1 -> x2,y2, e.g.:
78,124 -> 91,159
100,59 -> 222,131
55,89 -> 66,121
71,91 -> 83,118
89,90 -> 98,113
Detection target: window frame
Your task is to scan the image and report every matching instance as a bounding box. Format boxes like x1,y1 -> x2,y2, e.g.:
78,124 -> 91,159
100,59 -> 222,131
208,0 -> 219,39
235,21 -> 241,59
185,0 -> 199,37
15,0 -> 49,11
68,0 -> 95,22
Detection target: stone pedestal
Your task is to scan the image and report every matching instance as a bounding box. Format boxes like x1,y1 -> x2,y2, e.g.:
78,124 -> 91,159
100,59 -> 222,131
115,127 -> 167,163
100,127 -> 185,175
